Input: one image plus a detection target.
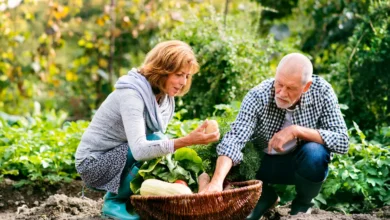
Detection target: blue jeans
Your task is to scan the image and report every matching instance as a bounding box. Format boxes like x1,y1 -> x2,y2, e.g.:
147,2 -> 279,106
256,142 -> 330,184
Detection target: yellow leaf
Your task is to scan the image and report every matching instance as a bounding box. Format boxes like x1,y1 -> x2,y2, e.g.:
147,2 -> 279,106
99,58 -> 108,68
96,17 -> 105,26
52,79 -> 60,87
49,64 -> 59,76
66,71 -> 78,81
48,90 -> 55,97
62,6 -> 69,18
78,39 -> 85,46
86,42 -> 94,49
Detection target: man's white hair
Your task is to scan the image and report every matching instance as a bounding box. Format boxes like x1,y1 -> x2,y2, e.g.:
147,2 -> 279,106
276,53 -> 313,84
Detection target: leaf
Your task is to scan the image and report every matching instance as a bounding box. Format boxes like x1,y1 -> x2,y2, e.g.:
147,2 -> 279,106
130,174 -> 143,194
2,169 -> 19,175
137,158 -> 161,178
366,167 -> 378,175
41,160 -> 50,169
341,170 -> 349,180
322,179 -> 341,196
353,122 -> 366,142
315,193 -> 327,205
174,147 -> 203,174
349,172 -> 359,180
366,177 -> 384,187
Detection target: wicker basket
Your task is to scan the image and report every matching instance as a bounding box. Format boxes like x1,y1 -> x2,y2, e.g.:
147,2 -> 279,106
130,180 -> 262,220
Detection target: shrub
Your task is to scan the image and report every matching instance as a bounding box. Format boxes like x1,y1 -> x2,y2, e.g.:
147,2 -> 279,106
162,10 -> 292,119
330,1 -> 390,129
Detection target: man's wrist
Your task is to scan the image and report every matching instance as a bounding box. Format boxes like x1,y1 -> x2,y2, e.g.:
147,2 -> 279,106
210,176 -> 224,186
293,125 -> 301,139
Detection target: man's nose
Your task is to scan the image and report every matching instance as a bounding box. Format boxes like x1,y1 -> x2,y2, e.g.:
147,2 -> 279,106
279,87 -> 288,97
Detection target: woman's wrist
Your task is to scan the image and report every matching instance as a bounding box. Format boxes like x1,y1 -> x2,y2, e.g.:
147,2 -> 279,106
173,136 -> 192,150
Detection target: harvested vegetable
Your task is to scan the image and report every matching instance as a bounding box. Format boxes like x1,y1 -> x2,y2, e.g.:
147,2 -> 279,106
174,180 -> 188,186
205,120 -> 219,134
130,148 -> 204,194
198,172 -> 211,192
140,179 -> 193,196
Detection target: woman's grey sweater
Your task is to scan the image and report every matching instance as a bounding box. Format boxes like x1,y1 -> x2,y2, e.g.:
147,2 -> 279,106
75,70 -> 175,166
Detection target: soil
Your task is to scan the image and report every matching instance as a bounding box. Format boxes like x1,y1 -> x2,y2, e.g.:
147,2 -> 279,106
0,178 -> 389,220
0,178 -> 104,220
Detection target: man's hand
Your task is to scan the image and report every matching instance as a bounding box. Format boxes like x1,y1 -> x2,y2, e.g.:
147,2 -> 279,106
199,156 -> 232,194
268,125 -> 298,153
199,180 -> 223,194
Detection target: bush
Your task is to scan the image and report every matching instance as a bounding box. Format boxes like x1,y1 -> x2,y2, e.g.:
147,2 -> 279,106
330,1 -> 390,129
162,9 -> 293,119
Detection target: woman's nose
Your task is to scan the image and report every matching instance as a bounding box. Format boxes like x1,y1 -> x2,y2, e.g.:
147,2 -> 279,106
180,76 -> 187,86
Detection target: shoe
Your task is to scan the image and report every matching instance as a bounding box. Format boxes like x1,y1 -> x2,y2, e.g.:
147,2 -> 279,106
101,132 -> 167,219
246,184 -> 279,220
290,173 -> 323,215
101,165 -> 140,220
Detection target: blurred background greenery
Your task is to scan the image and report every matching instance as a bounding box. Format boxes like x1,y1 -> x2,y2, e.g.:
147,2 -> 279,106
0,0 -> 389,214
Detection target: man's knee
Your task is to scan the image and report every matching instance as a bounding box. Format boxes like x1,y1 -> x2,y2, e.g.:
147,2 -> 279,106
297,142 -> 329,163
295,142 -> 330,181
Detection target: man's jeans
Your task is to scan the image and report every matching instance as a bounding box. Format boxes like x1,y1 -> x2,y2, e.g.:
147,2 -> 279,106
256,142 -> 331,184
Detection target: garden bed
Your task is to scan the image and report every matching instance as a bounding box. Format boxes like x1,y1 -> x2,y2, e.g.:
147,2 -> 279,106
0,178 -> 389,220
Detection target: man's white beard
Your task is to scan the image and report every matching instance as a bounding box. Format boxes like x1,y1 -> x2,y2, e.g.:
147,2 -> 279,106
275,96 -> 293,109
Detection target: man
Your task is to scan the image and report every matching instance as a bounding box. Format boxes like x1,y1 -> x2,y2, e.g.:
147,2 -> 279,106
200,53 -> 349,219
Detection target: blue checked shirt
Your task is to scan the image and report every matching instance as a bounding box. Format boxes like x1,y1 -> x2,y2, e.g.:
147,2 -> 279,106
217,75 -> 349,165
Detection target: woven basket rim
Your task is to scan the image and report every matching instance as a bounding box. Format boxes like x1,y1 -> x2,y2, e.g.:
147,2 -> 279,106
131,179 -> 262,200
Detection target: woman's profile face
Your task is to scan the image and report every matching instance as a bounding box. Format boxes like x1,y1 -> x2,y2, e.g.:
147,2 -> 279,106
165,65 -> 191,97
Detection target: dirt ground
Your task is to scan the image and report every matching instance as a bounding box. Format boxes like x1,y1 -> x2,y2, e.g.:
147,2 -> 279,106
0,178 -> 389,220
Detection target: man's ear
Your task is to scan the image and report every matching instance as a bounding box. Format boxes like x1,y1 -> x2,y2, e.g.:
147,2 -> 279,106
303,81 -> 312,93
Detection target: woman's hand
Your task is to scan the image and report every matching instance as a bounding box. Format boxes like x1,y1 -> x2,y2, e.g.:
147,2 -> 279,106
173,120 -> 220,150
187,120 -> 220,145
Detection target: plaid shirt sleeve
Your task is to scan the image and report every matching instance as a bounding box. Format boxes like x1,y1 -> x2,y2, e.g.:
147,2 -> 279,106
318,85 -> 349,154
217,89 -> 262,166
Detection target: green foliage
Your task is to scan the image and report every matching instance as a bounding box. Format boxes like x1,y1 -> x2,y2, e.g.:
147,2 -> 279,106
163,9 -> 292,119
301,0 -> 369,53
0,110 -> 88,188
330,1 -> 390,129
318,122 -> 390,213
251,0 -> 299,34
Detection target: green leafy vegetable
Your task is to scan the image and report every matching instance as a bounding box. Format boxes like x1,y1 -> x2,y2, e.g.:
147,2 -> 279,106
130,148 -> 204,194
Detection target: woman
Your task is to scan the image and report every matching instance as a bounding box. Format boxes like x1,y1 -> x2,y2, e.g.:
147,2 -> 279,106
75,40 -> 220,219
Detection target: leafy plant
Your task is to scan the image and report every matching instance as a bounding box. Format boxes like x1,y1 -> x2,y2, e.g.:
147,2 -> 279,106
318,122 -> 390,213
0,110 -> 88,188
130,148 -> 204,193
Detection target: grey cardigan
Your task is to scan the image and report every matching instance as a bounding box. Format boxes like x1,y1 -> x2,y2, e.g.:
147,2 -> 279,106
75,70 -> 175,166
